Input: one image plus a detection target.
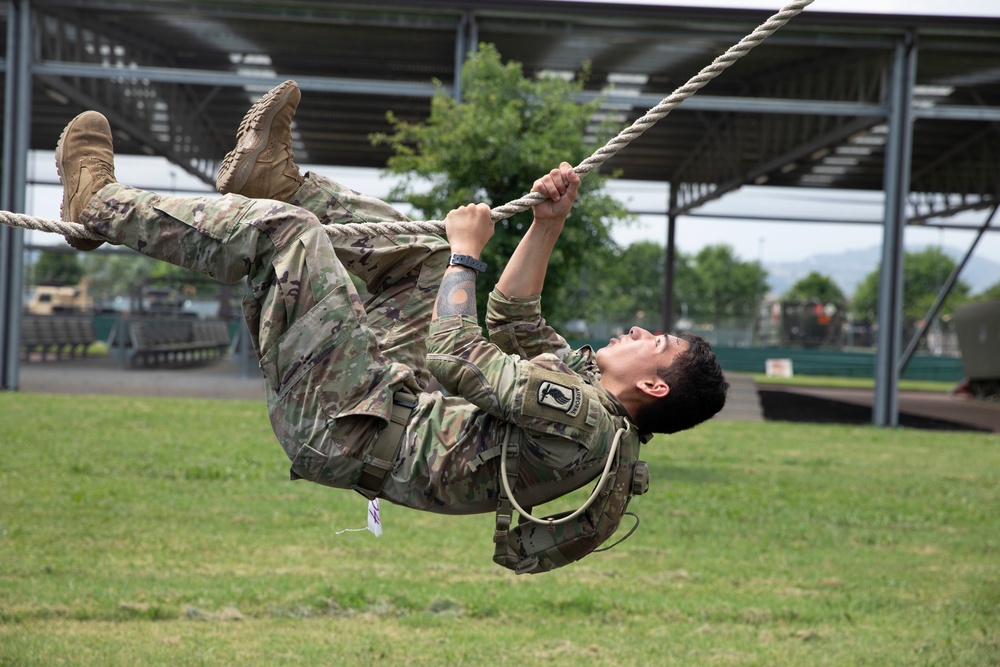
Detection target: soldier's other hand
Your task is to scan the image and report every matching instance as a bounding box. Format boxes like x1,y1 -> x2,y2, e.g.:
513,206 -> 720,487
531,162 -> 580,225
444,203 -> 493,258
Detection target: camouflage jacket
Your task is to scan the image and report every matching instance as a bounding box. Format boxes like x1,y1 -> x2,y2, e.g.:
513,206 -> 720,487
380,289 -> 643,514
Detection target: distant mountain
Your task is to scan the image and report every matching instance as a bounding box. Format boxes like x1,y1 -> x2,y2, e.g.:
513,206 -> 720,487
765,244 -> 1000,298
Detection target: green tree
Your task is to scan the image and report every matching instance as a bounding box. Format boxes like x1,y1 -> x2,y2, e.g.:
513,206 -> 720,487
852,247 -> 971,323
686,244 -> 769,324
82,254 -> 152,307
783,271 -> 846,304
83,254 -> 218,309
583,241 -> 666,327
560,238 -> 718,335
33,251 -> 84,285
972,279 -> 1000,302
560,240 -> 707,334
374,43 -> 632,324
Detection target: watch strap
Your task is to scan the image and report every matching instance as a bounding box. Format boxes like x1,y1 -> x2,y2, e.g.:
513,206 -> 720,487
449,253 -> 487,273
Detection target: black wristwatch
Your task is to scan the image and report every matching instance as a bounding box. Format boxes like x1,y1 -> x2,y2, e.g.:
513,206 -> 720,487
448,253 -> 487,273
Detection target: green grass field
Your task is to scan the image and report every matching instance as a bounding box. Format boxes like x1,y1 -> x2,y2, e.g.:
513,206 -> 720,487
1,393 -> 997,666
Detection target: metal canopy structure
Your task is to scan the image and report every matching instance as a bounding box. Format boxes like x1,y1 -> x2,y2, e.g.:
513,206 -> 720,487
2,0 -> 999,426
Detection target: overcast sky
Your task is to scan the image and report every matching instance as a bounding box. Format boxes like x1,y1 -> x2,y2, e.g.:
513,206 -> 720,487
23,0 -> 1000,291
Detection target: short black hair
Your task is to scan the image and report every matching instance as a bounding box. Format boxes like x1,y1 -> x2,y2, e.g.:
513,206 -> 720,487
633,333 -> 728,434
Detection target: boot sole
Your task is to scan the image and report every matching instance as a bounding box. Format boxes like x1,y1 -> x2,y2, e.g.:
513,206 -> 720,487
55,112 -> 106,251
55,114 -> 79,222
216,80 -> 299,195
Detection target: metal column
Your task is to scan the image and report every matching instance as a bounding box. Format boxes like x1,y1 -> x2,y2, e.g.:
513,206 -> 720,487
453,10 -> 476,104
662,183 -> 678,334
1,0 -> 31,391
873,31 -> 917,427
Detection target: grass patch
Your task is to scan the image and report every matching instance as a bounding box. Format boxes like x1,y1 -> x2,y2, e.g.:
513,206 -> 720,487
1,393 -> 997,666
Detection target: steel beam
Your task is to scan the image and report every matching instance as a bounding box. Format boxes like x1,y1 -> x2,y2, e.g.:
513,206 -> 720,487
40,61 -> 1000,122
32,61 -> 447,98
662,183 -> 677,335
37,73 -> 218,185
453,11 -> 468,104
873,32 -> 917,428
476,11 -> 895,48
453,9 -> 476,104
33,12 -> 266,182
898,203 -> 998,376
908,196 -> 996,224
912,105 -> 1000,122
672,116 -> 878,215
1,0 -> 30,391
678,209 -> 1000,231
579,91 -> 888,118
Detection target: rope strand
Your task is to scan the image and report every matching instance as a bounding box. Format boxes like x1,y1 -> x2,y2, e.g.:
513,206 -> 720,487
0,209 -> 102,240
0,0 -> 813,240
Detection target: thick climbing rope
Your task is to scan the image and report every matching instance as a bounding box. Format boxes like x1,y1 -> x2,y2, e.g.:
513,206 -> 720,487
0,0 -> 814,242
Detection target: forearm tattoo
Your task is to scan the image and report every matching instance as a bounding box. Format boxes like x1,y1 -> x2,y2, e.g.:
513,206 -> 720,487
436,268 -> 478,317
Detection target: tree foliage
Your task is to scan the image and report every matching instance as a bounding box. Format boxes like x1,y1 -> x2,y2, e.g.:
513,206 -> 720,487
783,271 -> 846,304
852,247 -> 971,322
572,241 -> 768,331
81,254 -> 149,305
82,253 -> 211,305
373,43 -> 632,324
684,244 -> 769,322
33,251 -> 84,286
579,241 -> 669,328
972,279 -> 1000,303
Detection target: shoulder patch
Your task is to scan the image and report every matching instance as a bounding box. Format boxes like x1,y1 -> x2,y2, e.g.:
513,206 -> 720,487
519,366 -> 594,436
536,379 -> 583,417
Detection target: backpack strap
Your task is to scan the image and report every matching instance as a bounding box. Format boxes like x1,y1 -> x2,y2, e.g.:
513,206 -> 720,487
492,419 -> 647,575
493,424 -> 521,569
352,390 -> 417,501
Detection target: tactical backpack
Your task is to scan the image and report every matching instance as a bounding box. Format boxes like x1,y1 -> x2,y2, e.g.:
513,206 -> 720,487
492,420 -> 650,575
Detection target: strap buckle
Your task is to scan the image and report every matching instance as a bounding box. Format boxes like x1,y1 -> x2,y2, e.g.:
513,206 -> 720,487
351,391 -> 416,501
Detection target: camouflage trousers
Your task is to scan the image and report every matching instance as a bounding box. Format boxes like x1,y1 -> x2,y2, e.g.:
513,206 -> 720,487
81,172 -> 449,489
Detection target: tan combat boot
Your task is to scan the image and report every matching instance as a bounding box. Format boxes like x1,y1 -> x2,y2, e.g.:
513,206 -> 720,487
55,110 -> 118,251
216,80 -> 304,202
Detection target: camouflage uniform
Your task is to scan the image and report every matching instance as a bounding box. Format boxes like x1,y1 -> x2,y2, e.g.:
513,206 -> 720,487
81,172 -> 642,514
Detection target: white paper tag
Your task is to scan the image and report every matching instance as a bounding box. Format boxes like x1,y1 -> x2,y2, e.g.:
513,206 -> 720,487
367,499 -> 383,537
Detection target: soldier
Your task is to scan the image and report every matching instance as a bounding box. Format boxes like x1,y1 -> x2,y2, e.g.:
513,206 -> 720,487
56,81 -> 727,528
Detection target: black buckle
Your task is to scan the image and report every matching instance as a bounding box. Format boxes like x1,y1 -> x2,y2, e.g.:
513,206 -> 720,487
393,391 -> 417,409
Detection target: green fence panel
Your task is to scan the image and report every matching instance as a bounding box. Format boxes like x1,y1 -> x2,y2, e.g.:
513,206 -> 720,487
92,314 -> 118,343
569,340 -> 965,382
710,347 -> 964,382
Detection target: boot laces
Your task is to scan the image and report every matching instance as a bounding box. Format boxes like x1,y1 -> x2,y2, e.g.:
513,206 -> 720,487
89,160 -> 116,186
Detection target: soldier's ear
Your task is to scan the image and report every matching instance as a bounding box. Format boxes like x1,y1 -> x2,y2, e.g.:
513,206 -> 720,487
637,378 -> 669,399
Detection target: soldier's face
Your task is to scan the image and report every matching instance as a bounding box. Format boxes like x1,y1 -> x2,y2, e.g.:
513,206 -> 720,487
595,327 -> 689,382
